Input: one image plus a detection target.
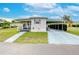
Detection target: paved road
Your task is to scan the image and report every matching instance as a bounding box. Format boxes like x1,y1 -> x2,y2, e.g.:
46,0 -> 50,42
48,29 -> 79,44
4,32 -> 25,43
0,43 -> 79,55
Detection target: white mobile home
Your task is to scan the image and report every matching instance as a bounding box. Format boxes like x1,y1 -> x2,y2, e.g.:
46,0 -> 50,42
15,17 -> 48,32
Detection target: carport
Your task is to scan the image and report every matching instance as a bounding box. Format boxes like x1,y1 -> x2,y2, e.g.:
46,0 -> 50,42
48,23 -> 67,31
47,20 -> 67,31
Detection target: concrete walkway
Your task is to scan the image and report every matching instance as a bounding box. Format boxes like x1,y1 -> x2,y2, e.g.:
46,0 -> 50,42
48,29 -> 79,44
4,32 -> 25,43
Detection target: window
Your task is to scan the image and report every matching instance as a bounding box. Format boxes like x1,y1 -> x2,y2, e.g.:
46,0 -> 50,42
34,19 -> 40,24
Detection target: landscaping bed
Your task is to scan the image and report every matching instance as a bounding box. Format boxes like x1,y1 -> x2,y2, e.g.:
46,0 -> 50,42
67,27 -> 79,35
0,28 -> 18,42
15,32 -> 48,44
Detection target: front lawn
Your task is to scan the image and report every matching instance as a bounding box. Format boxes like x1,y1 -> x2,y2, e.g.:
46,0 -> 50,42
67,27 -> 79,35
0,28 -> 18,42
15,32 -> 48,44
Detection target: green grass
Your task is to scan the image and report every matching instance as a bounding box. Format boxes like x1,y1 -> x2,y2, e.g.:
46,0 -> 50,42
67,27 -> 79,35
15,32 -> 48,44
0,28 -> 18,42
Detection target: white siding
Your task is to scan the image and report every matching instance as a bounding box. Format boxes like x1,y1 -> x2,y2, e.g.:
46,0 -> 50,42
31,19 -> 46,32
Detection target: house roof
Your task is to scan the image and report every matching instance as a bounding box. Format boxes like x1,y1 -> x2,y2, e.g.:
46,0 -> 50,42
0,19 -> 4,23
15,18 -> 31,23
15,18 -> 30,21
15,16 -> 48,21
29,17 -> 48,19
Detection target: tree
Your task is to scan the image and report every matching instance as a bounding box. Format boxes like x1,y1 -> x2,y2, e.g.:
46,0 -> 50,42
63,15 -> 73,27
12,20 -> 16,23
2,21 -> 10,28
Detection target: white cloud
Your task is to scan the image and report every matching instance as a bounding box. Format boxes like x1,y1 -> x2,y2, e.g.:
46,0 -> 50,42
67,6 -> 79,11
0,17 -> 13,22
32,15 -> 41,17
18,15 -> 31,18
24,4 -> 71,17
24,8 -> 29,11
24,4 -> 78,19
50,16 -> 60,19
49,6 -> 78,17
17,14 -> 46,19
72,14 -> 78,16
32,14 -> 46,17
48,6 -> 65,17
24,3 -> 57,14
27,3 -> 56,9
3,8 -> 10,12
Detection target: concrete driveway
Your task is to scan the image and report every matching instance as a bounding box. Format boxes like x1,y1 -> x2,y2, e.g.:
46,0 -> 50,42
48,29 -> 79,44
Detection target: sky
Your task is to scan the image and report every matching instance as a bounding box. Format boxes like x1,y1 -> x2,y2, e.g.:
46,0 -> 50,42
0,3 -> 79,21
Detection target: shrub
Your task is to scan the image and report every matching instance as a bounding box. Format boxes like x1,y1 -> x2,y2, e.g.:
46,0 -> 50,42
2,22 -> 10,28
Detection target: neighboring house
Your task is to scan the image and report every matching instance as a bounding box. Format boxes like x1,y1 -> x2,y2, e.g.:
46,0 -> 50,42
15,17 -> 48,32
0,19 -> 4,23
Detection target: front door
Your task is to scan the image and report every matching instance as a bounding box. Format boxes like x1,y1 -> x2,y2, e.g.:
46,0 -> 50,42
23,23 -> 26,29
23,22 -> 31,31
23,23 -> 28,31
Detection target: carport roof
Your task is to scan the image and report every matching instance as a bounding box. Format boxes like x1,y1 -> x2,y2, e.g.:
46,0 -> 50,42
47,19 -> 64,21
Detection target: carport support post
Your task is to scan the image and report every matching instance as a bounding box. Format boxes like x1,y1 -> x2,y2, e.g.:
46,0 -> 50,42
58,24 -> 59,30
46,24 -> 48,31
62,21 -> 63,31
55,24 -> 56,29
76,22 -> 78,32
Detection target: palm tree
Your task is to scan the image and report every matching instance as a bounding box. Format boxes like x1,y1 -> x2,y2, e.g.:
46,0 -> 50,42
12,20 -> 16,23
63,15 -> 73,27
